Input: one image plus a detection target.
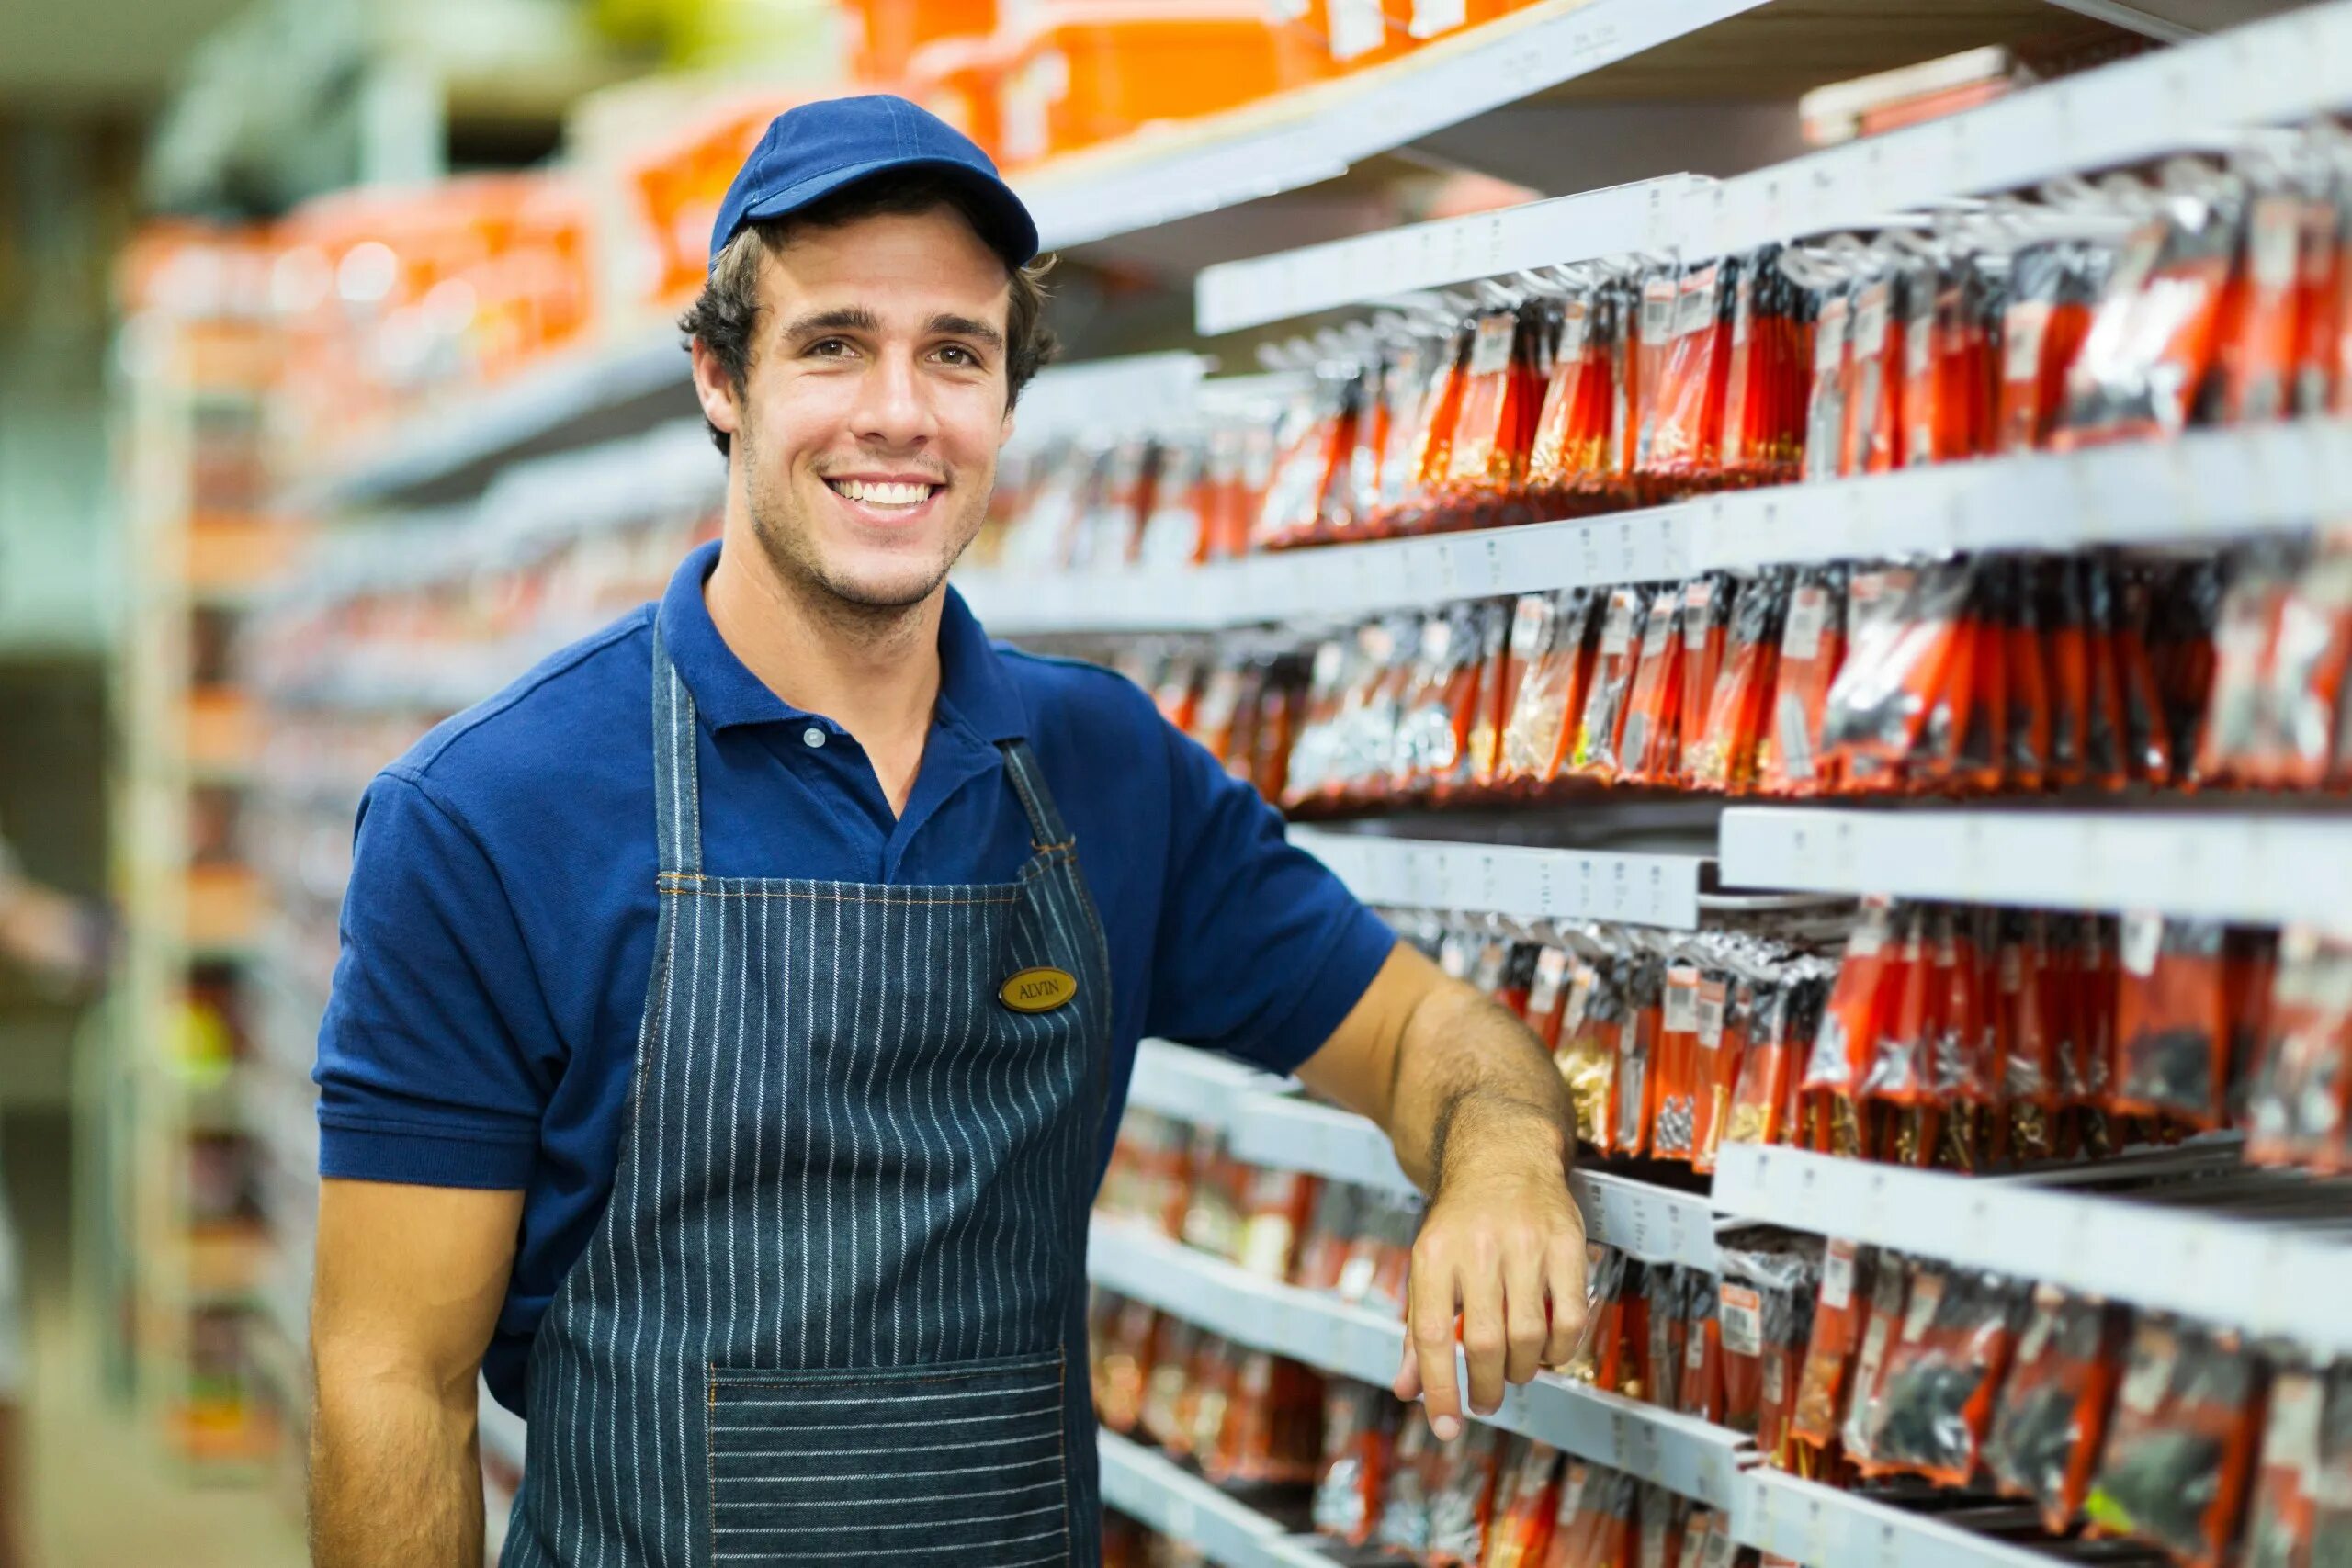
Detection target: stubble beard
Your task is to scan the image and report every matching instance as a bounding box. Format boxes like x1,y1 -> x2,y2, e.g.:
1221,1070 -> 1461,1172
738,422 -> 984,638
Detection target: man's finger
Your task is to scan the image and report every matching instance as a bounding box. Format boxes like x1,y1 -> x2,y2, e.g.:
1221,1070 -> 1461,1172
1393,1331 -> 1422,1404
1408,1244 -> 1464,1440
1543,1235 -> 1592,1367
1502,1236 -> 1549,1386
1459,1254 -> 1508,1417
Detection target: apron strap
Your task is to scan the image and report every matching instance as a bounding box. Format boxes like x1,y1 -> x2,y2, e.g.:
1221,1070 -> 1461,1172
998,739 -> 1072,853
650,619 -> 705,878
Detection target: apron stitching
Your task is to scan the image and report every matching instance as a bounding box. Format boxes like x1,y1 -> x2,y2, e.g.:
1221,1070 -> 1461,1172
668,836 -> 702,1560
658,887 -> 1020,906
885,899 -> 910,1366
824,889 -> 841,1366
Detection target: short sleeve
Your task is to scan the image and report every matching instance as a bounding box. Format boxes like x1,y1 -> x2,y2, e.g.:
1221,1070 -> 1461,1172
1143,720 -> 1396,1075
313,769 -> 558,1189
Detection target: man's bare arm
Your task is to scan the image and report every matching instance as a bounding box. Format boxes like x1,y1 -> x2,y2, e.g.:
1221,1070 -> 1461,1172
1295,942 -> 1585,1438
310,1179 -> 524,1568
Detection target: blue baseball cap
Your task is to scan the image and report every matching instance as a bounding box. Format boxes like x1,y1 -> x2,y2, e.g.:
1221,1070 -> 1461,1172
707,95 -> 1040,270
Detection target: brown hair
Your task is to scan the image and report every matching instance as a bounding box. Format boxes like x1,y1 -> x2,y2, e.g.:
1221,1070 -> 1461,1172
679,171 -> 1057,457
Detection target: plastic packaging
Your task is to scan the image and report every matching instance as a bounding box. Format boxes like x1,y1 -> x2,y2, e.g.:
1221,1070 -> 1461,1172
1673,578 -> 1736,785
1376,1404 -> 1440,1557
1617,587 -> 1689,784
1427,1421 -> 1505,1566
1690,971 -> 1743,1174
1838,1250 -> 1912,1469
2243,1365 -> 2324,1568
1482,1437 -> 1564,1568
2058,174 -> 2242,446
1984,1285 -> 2130,1533
1759,568 -> 1847,795
1500,589 -> 1600,792
1314,1382 -> 1395,1545
1575,587 -> 1653,779
2084,1320 -> 2267,1568
2245,925 -> 2352,1173
1688,571 -> 1786,794
1855,1261 -> 2027,1485
2113,914 -> 2232,1128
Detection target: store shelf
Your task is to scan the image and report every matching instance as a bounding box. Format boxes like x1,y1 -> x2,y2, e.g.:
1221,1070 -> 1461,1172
1092,1218 -> 1403,1378
1218,1089 -> 1416,1196
1133,1050 -> 1724,1271
1711,1144 -> 2352,1359
1690,0 -> 2352,260
1198,0 -> 2352,331
1017,0 -> 1770,252
1098,1428 -> 1337,1568
1127,1040 -> 1293,1133
1008,354 -> 1212,448
1716,806 -> 2352,927
1089,1219 -> 1746,1506
1691,419 -> 2352,569
1293,828 -> 1706,929
956,419 -> 2352,637
283,329 -> 696,513
1197,174 -> 1705,334
956,508 -> 1700,634
1736,1472 -> 2066,1568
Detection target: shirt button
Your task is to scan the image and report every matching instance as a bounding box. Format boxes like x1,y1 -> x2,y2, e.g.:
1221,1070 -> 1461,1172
802,726 -> 827,750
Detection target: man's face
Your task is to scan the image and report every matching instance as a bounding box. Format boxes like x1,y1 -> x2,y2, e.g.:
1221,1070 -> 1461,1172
699,206 -> 1016,612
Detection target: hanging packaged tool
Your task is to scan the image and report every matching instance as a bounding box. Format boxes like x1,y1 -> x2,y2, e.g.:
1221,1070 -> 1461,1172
1984,1285 -> 2129,1533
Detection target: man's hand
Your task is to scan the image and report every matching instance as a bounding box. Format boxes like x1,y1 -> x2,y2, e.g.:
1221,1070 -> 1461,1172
1294,942 -> 1590,1439
1393,1124 -> 1589,1437
0,872 -> 109,995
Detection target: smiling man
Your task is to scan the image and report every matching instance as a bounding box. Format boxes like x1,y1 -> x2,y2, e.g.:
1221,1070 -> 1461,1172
306,96 -> 1588,1568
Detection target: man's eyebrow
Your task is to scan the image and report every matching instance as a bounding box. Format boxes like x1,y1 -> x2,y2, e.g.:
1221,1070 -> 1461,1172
777,306 -> 882,340
928,313 -> 1005,351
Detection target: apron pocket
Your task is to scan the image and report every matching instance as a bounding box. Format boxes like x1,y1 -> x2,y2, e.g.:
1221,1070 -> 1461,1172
705,1350 -> 1071,1566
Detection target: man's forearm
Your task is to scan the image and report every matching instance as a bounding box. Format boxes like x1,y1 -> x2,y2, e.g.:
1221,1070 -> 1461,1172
1385,977 -> 1577,1195
310,1363 -> 485,1568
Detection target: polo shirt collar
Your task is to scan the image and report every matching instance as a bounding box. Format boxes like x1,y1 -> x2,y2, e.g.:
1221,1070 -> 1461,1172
658,539 -> 1028,743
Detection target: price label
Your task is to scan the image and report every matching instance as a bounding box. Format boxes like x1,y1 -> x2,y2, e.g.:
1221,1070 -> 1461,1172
1622,1191 -> 1650,1258
1859,1169 -> 1892,1240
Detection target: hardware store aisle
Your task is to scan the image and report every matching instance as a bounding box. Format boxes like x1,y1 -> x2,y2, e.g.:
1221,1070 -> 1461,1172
10,1117 -> 307,1568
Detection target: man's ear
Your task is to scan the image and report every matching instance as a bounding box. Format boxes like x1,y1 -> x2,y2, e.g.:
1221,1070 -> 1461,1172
999,401 -> 1017,449
690,337 -> 743,440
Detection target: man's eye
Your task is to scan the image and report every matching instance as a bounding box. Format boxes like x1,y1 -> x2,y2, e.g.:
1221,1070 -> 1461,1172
938,344 -> 981,367
808,338 -> 854,357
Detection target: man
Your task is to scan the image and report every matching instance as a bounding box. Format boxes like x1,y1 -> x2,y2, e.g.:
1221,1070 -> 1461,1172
308,96 -> 1586,1568
0,818 -> 107,1568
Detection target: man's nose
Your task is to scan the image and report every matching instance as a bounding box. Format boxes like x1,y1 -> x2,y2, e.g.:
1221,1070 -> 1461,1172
851,350 -> 936,447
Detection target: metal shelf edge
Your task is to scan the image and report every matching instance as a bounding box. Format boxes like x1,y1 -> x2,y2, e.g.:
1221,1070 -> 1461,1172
1717,806 -> 2352,928
1712,1144 -> 2352,1359
1088,1220 -> 1745,1506
1097,1428 -> 1335,1568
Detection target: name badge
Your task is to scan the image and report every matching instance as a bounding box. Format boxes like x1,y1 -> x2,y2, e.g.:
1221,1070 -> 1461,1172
1000,966 -> 1078,1014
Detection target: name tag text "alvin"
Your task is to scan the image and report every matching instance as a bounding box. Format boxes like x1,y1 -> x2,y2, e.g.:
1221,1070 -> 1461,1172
1000,967 -> 1078,1013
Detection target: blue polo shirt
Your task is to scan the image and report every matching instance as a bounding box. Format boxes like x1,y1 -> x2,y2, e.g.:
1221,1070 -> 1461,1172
314,539 -> 1395,1415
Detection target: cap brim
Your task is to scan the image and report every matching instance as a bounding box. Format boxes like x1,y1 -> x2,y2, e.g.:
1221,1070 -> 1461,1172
731,154 -> 1040,269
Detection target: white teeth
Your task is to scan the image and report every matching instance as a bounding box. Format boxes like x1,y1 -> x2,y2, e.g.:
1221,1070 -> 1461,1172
831,479 -> 933,507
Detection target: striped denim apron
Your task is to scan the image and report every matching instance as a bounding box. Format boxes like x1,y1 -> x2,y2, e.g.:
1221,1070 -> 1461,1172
501,623 -> 1110,1567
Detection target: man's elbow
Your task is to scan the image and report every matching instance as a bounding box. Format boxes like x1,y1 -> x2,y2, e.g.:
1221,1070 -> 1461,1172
311,1324 -> 482,1419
